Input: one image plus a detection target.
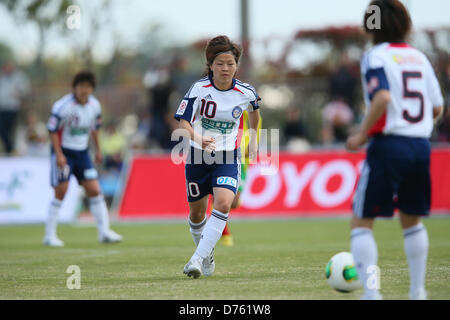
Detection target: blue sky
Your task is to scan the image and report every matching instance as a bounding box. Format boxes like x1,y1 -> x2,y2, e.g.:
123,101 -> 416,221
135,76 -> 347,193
0,0 -> 449,63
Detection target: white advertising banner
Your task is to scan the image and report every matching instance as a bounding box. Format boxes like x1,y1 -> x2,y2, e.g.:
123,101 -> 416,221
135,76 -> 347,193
0,157 -> 80,224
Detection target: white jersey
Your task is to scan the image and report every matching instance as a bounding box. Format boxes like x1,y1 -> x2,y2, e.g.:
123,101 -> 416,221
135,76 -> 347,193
47,93 -> 102,151
174,75 -> 260,151
361,42 -> 443,138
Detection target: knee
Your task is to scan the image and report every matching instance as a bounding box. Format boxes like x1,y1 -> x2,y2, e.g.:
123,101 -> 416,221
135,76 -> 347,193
351,216 -> 374,229
213,199 -> 231,214
189,209 -> 206,223
399,211 -> 421,229
86,187 -> 101,198
54,192 -> 66,201
54,185 -> 68,200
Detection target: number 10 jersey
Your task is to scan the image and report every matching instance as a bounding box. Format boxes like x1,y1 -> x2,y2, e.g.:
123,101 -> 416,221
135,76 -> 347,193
174,75 -> 260,151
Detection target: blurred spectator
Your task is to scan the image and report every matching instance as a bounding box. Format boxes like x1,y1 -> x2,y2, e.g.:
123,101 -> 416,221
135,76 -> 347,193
143,67 -> 175,150
128,109 -> 152,151
100,121 -> 126,172
283,107 -> 310,152
321,98 -> 354,144
436,107 -> 450,142
443,63 -> 450,107
16,110 -> 49,156
0,61 -> 31,155
329,54 -> 359,115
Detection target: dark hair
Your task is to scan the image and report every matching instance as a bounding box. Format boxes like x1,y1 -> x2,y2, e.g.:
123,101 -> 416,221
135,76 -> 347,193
203,35 -> 242,76
363,0 -> 412,44
72,70 -> 96,89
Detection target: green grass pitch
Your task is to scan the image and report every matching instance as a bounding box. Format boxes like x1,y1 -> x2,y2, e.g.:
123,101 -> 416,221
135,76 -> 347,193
0,217 -> 449,300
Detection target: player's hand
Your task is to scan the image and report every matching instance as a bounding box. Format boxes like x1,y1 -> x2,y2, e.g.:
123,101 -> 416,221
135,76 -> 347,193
345,133 -> 367,152
202,136 -> 216,153
56,153 -> 67,169
94,151 -> 103,165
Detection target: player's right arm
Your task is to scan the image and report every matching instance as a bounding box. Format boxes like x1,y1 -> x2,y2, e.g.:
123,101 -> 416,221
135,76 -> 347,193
174,82 -> 215,152
47,100 -> 67,168
346,89 -> 390,152
49,132 -> 66,168
179,119 -> 215,152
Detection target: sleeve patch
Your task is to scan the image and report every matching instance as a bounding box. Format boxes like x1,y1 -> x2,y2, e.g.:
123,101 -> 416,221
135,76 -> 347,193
365,67 -> 389,100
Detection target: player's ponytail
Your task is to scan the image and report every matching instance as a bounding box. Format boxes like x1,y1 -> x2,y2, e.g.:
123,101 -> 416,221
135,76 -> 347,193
203,35 -> 242,76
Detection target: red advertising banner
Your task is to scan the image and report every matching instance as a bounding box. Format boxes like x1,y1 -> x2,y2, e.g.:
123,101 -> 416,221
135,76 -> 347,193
118,149 -> 450,219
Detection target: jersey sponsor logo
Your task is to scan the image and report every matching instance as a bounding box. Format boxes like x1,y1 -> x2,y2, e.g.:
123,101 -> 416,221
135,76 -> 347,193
83,168 -> 98,180
392,54 -> 423,65
70,127 -> 89,136
232,106 -> 243,119
176,101 -> 187,115
367,76 -> 379,94
216,176 -> 237,188
201,118 -> 235,134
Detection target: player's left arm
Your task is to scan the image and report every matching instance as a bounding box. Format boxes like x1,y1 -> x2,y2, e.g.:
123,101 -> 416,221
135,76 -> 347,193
90,102 -> 103,165
248,109 -> 260,163
346,89 -> 390,152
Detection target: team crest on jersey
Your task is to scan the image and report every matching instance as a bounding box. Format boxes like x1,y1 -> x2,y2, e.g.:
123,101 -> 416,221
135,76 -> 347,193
176,101 -> 187,115
232,106 -> 243,119
48,115 -> 59,131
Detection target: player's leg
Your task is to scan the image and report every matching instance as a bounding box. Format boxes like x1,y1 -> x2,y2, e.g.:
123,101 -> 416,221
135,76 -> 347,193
81,178 -> 122,243
183,193 -> 210,278
399,211 -> 428,299
219,192 -> 238,247
43,153 -> 71,247
188,195 -> 209,246
350,216 -> 380,299
44,182 -> 69,247
183,156 -> 214,278
221,160 -> 245,246
397,137 -> 431,300
185,183 -> 236,278
350,156 -> 392,300
191,187 -> 234,256
76,150 -> 122,243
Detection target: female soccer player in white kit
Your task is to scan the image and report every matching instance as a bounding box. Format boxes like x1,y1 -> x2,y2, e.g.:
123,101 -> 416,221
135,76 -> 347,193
44,71 -> 123,246
346,0 -> 444,299
174,36 -> 261,278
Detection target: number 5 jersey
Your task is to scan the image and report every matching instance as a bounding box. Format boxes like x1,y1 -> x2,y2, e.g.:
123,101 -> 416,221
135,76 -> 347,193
361,42 -> 443,138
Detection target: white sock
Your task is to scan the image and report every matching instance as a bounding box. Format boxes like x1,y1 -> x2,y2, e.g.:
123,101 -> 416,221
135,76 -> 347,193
189,216 -> 207,246
89,195 -> 110,235
351,228 -> 380,298
193,209 -> 228,259
45,199 -> 62,238
403,223 -> 428,296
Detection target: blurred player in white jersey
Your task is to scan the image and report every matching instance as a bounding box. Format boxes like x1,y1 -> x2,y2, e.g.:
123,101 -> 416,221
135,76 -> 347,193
43,71 -> 123,247
346,0 -> 444,299
174,35 -> 261,278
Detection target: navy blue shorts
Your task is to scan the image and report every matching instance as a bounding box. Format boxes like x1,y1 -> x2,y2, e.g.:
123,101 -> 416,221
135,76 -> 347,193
352,135 -> 431,218
50,148 -> 98,187
185,147 -> 241,202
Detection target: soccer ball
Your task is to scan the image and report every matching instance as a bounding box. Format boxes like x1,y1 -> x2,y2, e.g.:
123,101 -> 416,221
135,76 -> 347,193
325,252 -> 362,293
